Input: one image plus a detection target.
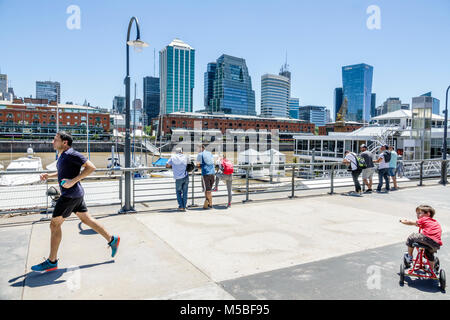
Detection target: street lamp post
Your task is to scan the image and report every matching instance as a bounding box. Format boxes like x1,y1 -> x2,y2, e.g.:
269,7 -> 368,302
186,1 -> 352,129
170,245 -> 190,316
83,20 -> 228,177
440,85 -> 449,185
119,17 -> 148,214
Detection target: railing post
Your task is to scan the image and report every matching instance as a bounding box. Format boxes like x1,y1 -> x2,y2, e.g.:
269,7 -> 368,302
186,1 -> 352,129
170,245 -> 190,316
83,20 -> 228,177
418,161 -> 424,186
46,179 -> 49,220
329,164 -> 335,195
119,174 -> 123,209
440,159 -> 448,186
243,166 -> 251,203
189,169 -> 198,208
289,164 -> 295,198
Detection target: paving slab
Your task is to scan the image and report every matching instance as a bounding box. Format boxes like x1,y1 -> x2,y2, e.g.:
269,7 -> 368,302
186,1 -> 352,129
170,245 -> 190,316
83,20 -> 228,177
220,234 -> 450,300
134,187 -> 445,282
14,214 -> 212,300
0,224 -> 32,299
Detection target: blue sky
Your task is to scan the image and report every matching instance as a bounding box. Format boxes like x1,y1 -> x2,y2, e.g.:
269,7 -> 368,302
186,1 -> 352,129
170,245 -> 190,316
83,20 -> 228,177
1,0 -> 449,116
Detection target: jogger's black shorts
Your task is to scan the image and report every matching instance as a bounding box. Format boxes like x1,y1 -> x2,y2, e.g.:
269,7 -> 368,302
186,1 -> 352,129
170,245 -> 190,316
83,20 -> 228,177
53,196 -> 88,218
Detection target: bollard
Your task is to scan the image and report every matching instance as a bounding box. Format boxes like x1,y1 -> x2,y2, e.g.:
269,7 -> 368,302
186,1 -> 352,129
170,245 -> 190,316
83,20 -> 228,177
418,161 -> 424,186
289,164 -> 295,198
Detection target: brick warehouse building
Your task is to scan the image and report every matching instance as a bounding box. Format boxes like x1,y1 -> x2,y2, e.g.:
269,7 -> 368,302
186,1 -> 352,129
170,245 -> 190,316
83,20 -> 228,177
155,112 -> 315,136
0,98 -> 110,139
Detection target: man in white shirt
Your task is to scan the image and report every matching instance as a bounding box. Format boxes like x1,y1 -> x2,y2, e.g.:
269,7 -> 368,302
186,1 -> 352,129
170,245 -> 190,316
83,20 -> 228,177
374,145 -> 390,193
166,147 -> 189,211
343,150 -> 362,195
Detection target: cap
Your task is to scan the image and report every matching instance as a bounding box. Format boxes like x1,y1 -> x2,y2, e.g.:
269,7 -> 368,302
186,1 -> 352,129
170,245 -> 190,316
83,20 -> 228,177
360,144 -> 367,149
383,144 -> 389,149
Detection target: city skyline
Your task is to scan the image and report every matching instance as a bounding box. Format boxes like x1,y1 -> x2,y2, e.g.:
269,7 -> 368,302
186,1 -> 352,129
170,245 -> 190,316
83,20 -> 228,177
1,0 -> 449,117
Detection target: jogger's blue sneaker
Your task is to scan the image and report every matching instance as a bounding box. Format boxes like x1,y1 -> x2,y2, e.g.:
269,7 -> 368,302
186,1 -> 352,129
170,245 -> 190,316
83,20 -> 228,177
109,235 -> 120,258
31,258 -> 58,272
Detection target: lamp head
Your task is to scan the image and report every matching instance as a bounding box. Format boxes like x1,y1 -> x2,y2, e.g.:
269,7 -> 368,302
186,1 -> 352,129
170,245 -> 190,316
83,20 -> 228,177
127,39 -> 149,52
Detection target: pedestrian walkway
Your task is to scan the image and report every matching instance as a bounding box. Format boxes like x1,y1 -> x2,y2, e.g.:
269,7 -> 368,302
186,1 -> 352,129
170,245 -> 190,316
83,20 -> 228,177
1,184 -> 449,299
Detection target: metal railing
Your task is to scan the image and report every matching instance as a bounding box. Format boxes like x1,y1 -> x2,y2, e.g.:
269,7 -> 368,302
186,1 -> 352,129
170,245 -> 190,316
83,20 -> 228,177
0,159 -> 449,217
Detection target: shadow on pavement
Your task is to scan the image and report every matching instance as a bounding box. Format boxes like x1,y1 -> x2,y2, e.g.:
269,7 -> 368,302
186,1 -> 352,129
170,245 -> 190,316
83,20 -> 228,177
78,222 -> 98,235
399,273 -> 445,294
8,260 -> 114,288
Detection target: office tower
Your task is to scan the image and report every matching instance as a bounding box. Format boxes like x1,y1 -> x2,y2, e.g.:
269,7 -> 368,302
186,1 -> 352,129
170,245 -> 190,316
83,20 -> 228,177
289,98 -> 300,119
0,74 -> 7,98
204,62 -> 217,112
210,54 -> 256,116
261,74 -> 290,118
326,108 -> 331,124
298,105 -> 327,127
159,39 -> 195,114
342,63 -> 373,122
334,87 -> 343,121
133,98 -> 142,111
371,93 -> 376,119
36,81 -> 61,103
143,76 -> 160,123
112,96 -> 126,114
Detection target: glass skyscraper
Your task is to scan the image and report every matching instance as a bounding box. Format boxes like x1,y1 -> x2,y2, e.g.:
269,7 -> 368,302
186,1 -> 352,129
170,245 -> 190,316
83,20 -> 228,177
289,98 -> 300,119
210,54 -> 256,116
261,74 -> 290,118
204,62 -> 217,112
143,76 -> 160,124
112,96 -> 125,114
342,63 -> 373,123
298,105 -> 327,127
334,87 -> 343,121
36,81 -> 60,103
159,39 -> 195,114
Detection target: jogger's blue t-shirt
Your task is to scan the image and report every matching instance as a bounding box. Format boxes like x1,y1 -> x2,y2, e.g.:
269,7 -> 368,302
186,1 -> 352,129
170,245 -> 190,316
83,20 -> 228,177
57,148 -> 87,198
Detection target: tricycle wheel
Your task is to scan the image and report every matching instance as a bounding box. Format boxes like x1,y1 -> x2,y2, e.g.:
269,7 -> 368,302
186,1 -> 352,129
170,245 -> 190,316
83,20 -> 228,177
439,269 -> 446,291
400,264 -> 405,285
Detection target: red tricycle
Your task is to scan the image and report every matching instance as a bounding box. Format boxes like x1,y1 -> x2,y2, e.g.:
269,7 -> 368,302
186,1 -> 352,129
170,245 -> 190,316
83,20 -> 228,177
399,240 -> 446,291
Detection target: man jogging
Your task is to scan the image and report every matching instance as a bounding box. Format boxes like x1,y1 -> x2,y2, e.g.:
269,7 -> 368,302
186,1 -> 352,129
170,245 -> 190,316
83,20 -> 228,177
31,131 -> 120,272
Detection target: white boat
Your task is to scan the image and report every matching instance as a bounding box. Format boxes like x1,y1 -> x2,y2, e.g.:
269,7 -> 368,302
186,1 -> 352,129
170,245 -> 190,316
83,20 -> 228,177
0,149 -> 43,186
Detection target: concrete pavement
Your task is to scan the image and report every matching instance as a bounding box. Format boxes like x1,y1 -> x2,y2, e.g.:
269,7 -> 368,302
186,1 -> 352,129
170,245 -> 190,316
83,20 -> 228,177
1,184 -> 449,300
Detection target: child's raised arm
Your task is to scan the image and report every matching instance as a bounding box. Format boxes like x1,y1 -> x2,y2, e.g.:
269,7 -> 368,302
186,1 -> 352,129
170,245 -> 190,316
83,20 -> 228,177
399,219 -> 418,226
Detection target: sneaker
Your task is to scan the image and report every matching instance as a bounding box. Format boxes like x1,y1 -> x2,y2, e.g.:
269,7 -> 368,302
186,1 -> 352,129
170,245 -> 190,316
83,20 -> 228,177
31,258 -> 58,272
227,202 -> 231,208
212,187 -> 218,192
364,189 -> 373,194
403,253 -> 413,267
109,235 -> 120,258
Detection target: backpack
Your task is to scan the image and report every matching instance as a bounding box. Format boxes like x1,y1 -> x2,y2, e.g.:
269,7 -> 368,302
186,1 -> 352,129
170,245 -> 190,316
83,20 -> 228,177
222,158 -> 234,175
350,153 -> 367,170
383,151 -> 391,163
186,161 -> 195,173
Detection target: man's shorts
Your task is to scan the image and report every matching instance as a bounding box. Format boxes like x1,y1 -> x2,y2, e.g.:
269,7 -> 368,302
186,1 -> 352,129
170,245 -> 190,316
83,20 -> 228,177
388,167 -> 397,177
406,233 -> 441,261
52,196 -> 88,218
362,167 -> 375,180
202,174 -> 215,192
